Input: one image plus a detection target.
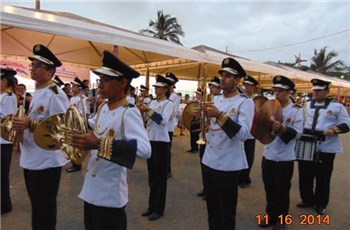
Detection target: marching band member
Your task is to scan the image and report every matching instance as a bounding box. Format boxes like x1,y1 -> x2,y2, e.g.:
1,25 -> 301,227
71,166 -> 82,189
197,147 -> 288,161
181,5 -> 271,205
12,44 -> 70,230
297,79 -> 350,215
197,76 -> 221,199
66,77 -> 89,173
126,85 -> 136,105
165,72 -> 181,178
239,75 -> 259,188
139,74 -> 174,221
259,75 -> 304,230
200,58 -> 254,230
139,84 -> 151,105
71,51 -> 151,230
1,68 -> 18,214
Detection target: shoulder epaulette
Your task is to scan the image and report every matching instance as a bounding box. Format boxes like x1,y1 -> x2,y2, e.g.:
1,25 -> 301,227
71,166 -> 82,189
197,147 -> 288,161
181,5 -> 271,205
49,85 -> 59,94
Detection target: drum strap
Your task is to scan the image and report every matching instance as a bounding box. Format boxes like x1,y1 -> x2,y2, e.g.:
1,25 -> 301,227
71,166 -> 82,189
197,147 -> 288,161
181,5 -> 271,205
311,106 -> 321,131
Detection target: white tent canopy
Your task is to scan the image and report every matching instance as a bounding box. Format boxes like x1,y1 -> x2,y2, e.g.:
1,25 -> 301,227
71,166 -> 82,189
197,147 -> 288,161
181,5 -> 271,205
1,4 -> 350,95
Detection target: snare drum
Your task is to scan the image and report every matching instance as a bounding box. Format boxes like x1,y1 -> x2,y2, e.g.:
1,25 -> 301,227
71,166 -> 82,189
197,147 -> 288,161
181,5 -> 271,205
295,134 -> 318,161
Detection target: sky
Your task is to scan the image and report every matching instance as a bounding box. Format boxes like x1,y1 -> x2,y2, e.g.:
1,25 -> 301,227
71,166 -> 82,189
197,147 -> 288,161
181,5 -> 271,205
3,0 -> 350,67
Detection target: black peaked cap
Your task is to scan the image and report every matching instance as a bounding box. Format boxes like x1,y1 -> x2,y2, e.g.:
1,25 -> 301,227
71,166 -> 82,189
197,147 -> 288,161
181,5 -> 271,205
29,44 -> 62,67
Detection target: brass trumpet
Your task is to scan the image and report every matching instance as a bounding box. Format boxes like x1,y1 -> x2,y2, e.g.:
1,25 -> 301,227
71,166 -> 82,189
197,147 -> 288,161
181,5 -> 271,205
33,105 -> 88,165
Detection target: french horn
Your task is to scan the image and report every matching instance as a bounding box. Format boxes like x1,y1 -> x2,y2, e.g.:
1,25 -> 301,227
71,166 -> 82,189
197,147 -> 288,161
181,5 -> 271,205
33,105 -> 88,165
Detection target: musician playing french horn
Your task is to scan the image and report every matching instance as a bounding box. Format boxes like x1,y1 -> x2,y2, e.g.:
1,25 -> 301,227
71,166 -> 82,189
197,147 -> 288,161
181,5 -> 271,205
197,58 -> 254,230
1,68 -> 18,214
66,77 -> 90,173
12,44 -> 70,229
71,51 -> 151,229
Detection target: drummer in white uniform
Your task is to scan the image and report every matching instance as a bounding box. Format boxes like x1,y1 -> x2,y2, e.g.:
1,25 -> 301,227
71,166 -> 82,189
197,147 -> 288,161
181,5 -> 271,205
259,75 -> 304,229
71,51 -> 151,230
297,79 -> 350,215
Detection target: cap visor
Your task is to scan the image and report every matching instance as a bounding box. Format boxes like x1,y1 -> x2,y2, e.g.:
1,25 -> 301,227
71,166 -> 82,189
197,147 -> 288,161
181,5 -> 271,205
219,68 -> 239,76
152,82 -> 167,87
92,67 -> 122,77
29,55 -> 54,65
312,86 -> 327,90
273,84 -> 290,90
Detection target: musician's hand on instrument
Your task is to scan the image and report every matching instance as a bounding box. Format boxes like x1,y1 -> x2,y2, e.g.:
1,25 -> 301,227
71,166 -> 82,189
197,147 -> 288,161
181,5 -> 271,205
71,132 -> 100,150
270,116 -> 282,132
12,117 -> 30,131
205,103 -> 220,118
192,107 -> 201,119
324,128 -> 335,136
139,104 -> 149,113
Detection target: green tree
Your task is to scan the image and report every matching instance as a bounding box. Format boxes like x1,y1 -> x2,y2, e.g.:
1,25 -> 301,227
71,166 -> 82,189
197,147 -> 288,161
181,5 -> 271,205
140,10 -> 185,45
310,47 -> 344,74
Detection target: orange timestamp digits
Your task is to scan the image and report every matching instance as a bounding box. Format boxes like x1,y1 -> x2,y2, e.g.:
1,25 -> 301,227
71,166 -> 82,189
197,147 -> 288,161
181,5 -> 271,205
256,214 -> 331,225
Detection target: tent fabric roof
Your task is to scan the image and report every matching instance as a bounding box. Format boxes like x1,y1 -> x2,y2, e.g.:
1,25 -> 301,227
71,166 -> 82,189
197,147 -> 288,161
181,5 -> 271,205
1,4 -> 349,95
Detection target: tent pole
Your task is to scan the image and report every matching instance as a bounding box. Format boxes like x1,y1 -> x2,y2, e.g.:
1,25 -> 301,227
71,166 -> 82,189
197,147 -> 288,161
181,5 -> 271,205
145,64 -> 150,90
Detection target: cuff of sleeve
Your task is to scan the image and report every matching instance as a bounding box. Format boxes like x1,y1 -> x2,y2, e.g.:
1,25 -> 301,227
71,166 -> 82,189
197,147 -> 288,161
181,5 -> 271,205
146,109 -> 155,118
216,112 -> 228,127
98,137 -> 113,160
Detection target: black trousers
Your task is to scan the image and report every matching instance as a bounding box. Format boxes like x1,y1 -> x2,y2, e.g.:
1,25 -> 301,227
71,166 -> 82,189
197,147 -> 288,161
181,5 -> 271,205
190,131 -> 200,151
147,141 -> 170,214
1,144 -> 13,214
203,165 -> 239,230
239,138 -> 256,185
298,152 -> 335,208
262,157 -> 294,222
24,167 -> 62,230
167,132 -> 173,175
84,202 -> 126,230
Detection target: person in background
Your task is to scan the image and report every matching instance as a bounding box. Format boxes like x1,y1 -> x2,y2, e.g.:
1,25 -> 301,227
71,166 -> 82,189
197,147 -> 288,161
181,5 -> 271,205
12,44 -> 70,230
139,84 -> 151,105
66,77 -> 89,173
165,72 -> 181,178
297,79 -> 350,215
198,58 -> 254,230
15,83 -> 33,114
126,85 -> 136,105
239,75 -> 259,188
187,88 -> 202,154
259,75 -> 304,230
1,68 -> 18,214
139,74 -> 174,221
63,83 -> 72,99
71,51 -> 151,230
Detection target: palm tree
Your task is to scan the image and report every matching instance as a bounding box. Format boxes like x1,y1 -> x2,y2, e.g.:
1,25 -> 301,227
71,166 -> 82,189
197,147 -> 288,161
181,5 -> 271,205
310,47 -> 344,74
140,10 -> 185,45
294,53 -> 307,69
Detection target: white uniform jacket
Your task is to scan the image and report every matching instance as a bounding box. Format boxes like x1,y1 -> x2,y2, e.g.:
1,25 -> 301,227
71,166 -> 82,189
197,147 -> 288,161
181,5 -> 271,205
79,101 -> 151,208
202,93 -> 254,171
145,97 -> 174,142
303,99 -> 350,154
0,92 -> 17,144
167,92 -> 181,132
264,101 -> 304,161
20,82 -> 70,170
70,94 -> 89,116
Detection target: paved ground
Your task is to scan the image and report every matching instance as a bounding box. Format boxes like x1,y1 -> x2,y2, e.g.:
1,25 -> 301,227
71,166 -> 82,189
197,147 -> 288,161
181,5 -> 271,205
1,131 -> 349,230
